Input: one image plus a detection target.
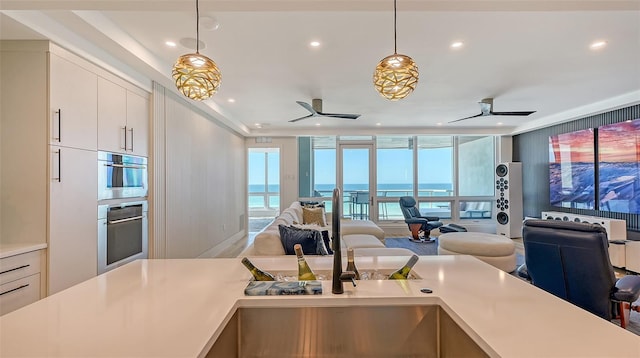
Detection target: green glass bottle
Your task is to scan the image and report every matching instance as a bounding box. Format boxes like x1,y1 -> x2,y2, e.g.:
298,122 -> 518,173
241,257 -> 275,281
346,248 -> 360,280
294,244 -> 317,281
388,255 -> 419,280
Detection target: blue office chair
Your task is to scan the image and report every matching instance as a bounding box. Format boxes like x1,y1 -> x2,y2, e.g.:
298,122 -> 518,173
399,196 -> 443,242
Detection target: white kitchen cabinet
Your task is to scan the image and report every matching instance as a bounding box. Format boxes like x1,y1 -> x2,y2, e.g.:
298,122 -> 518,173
49,146 -> 98,294
126,91 -> 149,157
0,249 -> 45,316
97,77 -> 127,153
49,53 -> 98,151
98,77 -> 149,157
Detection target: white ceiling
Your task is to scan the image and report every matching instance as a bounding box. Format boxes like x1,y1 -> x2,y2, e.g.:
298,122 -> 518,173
1,1 -> 639,137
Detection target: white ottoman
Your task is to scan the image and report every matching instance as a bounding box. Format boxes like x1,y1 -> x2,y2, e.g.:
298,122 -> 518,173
438,232 -> 516,272
342,234 -> 386,249
353,247 -> 415,257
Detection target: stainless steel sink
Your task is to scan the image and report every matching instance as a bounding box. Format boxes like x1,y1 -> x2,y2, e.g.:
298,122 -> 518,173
207,305 -> 488,357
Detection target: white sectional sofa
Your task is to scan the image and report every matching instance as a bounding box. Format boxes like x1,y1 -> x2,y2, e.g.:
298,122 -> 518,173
241,201 -> 390,256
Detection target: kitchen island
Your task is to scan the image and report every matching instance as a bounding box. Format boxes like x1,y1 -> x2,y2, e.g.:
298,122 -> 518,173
1,255 -> 639,357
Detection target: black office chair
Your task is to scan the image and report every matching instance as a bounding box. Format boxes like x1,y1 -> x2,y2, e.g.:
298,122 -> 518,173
518,219 -> 640,329
399,196 -> 443,242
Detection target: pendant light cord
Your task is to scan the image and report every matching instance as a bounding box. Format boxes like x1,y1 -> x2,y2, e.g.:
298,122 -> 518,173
393,0 -> 397,54
196,0 -> 200,53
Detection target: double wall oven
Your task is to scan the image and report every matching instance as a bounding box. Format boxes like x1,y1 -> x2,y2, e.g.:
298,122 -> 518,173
97,151 -> 149,274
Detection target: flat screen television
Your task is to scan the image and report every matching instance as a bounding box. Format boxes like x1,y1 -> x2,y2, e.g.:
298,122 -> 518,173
548,128 -> 595,209
598,118 -> 640,214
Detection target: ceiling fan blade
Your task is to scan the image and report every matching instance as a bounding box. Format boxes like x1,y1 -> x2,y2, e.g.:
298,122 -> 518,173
319,113 -> 361,120
288,113 -> 314,123
490,111 -> 536,116
448,113 -> 483,123
296,101 -> 316,115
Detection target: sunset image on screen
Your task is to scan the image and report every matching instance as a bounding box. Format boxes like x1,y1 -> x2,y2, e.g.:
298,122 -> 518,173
548,128 -> 595,209
598,118 -> 640,214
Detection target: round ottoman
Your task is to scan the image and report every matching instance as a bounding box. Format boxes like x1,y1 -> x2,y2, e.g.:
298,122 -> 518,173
438,232 -> 516,272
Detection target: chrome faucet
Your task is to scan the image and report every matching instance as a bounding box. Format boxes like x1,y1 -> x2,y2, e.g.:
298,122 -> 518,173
332,188 -> 356,294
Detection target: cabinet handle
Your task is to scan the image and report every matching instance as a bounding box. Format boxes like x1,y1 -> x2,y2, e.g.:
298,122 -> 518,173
0,284 -> 30,296
129,127 -> 134,152
108,215 -> 144,224
0,264 -> 30,276
122,126 -> 127,150
52,149 -> 62,182
53,109 -> 62,142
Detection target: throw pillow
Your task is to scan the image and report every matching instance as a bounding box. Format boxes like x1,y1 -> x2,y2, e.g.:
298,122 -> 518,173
300,201 -> 325,208
278,225 -> 329,256
291,223 -> 333,255
302,206 -> 327,226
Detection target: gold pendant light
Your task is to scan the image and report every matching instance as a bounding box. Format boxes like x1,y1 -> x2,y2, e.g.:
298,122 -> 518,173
172,0 -> 221,101
373,0 -> 418,101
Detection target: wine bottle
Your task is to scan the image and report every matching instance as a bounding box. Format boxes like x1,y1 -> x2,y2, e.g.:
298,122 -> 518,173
388,254 -> 419,280
294,244 -> 317,281
241,257 -> 275,281
345,248 -> 360,280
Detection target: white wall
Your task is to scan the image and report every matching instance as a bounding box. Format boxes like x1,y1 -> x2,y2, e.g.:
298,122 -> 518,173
152,84 -> 246,258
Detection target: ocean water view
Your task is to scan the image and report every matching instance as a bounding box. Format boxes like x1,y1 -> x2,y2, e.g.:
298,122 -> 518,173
249,183 -> 454,219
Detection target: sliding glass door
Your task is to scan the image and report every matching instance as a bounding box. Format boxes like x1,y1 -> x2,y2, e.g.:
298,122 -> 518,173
338,143 -> 375,220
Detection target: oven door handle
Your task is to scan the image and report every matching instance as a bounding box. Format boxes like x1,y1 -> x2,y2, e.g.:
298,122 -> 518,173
103,163 -> 146,169
108,215 -> 144,224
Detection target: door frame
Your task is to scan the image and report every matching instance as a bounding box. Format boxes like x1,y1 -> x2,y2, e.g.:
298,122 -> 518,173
337,140 -> 377,221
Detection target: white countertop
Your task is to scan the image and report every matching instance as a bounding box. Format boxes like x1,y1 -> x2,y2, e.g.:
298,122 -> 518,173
1,255 -> 639,357
0,242 -> 47,259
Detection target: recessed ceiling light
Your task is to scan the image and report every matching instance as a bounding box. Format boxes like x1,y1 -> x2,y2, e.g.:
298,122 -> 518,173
450,41 -> 464,49
590,40 -> 607,50
497,122 -> 503,126
165,41 -> 177,47
376,123 -> 381,126
255,123 -> 261,127
315,123 -> 321,126
310,41 -> 321,47
227,98 -> 235,103
437,122 -> 443,126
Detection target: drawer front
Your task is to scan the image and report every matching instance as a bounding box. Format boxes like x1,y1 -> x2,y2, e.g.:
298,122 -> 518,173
0,273 -> 41,316
0,250 -> 42,285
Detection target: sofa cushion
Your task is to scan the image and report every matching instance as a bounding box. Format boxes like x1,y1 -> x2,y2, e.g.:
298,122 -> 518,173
254,229 -> 286,255
289,202 -> 304,223
302,207 -> 327,226
278,225 -> 329,255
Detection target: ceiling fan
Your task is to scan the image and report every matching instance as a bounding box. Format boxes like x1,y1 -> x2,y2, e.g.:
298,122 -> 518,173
288,99 -> 361,122
449,98 -> 536,123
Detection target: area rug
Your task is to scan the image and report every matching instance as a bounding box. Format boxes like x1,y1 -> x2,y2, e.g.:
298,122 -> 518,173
385,236 -> 640,336
384,236 -> 525,266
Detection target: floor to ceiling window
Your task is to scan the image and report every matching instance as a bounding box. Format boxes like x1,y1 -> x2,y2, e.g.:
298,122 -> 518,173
298,135 -> 497,222
248,147 -> 280,233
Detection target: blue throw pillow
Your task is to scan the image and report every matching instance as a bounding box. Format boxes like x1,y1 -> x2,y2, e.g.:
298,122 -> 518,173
278,225 -> 329,256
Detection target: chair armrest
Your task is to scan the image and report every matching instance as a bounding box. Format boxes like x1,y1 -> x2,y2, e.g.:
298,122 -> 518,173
516,264 -> 531,281
405,218 -> 428,224
612,275 -> 640,303
417,215 -> 440,221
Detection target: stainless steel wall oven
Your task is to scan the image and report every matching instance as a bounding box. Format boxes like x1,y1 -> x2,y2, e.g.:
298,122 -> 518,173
98,151 -> 148,200
98,201 -> 148,274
